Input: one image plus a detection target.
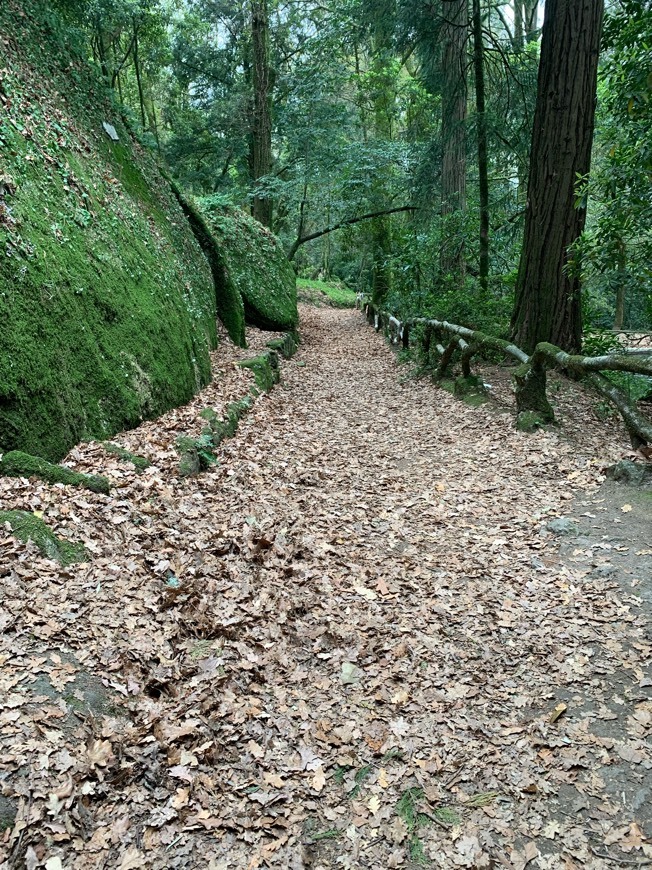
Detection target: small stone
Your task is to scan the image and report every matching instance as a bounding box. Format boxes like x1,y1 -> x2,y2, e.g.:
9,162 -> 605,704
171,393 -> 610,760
591,564 -> 617,577
607,460 -> 652,487
0,795 -> 17,831
547,518 -> 579,535
102,121 -> 119,141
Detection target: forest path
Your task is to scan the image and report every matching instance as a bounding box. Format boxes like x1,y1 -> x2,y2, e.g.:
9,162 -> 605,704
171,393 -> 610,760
1,306 -> 650,869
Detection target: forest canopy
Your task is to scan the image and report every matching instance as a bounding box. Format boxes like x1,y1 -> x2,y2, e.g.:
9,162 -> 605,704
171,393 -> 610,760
50,0 -> 651,345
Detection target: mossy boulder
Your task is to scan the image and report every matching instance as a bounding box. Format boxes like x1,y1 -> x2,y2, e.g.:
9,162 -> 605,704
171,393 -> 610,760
239,352 -> 280,393
267,333 -> 299,359
1,450 -> 110,494
168,183 -> 246,347
176,396 -> 255,477
199,198 -> 298,332
0,0 -> 217,461
0,510 -> 88,564
0,450 -> 110,494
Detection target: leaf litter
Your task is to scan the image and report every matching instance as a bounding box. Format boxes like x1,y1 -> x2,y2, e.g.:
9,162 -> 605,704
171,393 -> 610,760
0,305 -> 651,869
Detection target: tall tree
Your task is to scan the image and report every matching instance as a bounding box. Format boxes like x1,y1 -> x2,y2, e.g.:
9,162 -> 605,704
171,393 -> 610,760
440,0 -> 468,278
250,0 -> 273,227
511,0 -> 604,353
471,0 -> 489,292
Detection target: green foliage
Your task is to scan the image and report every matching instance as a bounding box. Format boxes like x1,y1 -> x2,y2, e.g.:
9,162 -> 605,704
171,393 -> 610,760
297,279 -> 358,308
577,0 -> 652,330
176,433 -> 218,477
0,451 -> 110,494
169,183 -> 246,346
396,787 -> 432,866
0,510 -> 88,565
0,0 -> 217,461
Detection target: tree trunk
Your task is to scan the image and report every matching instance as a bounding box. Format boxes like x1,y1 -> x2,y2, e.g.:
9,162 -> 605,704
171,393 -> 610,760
250,0 -> 273,228
524,0 -> 539,40
613,241 -> 626,330
440,0 -> 468,278
511,0 -> 604,354
472,0 -> 489,293
370,5 -> 396,307
514,0 -> 524,49
133,21 -> 147,130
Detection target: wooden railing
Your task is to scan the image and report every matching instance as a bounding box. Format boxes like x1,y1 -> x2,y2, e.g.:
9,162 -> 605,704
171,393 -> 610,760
357,296 -> 652,445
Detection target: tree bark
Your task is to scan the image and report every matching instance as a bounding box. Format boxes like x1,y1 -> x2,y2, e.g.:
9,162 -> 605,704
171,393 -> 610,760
440,0 -> 468,278
511,0 -> 604,354
472,0 -> 489,292
513,0 -> 524,48
250,0 -> 273,228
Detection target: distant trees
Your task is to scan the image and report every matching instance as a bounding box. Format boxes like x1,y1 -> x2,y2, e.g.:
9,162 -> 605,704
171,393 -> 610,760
56,0 -> 652,339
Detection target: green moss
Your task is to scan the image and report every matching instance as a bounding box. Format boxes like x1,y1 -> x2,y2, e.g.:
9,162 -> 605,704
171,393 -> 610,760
176,433 -> 218,477
266,333 -> 299,359
0,509 -> 88,564
167,181 -> 246,347
454,375 -> 486,397
0,450 -> 110,494
199,198 -> 298,331
101,442 -> 151,471
0,0 -> 217,461
177,396 -> 255,477
0,796 -> 17,832
516,410 -> 550,432
239,352 -> 280,392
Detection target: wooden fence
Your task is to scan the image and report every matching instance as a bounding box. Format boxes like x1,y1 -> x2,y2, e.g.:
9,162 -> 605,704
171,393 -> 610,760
357,296 -> 652,446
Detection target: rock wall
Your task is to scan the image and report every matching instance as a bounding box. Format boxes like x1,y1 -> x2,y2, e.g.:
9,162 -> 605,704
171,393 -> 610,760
0,1 -> 218,460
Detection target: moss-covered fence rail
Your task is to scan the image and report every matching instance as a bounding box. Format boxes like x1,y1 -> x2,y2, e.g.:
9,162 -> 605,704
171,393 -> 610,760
358,298 -> 652,445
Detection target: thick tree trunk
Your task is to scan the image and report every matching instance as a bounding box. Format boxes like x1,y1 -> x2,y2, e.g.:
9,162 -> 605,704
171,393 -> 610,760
251,0 -> 273,228
472,0 -> 489,292
511,0 -> 604,354
440,0 -> 468,278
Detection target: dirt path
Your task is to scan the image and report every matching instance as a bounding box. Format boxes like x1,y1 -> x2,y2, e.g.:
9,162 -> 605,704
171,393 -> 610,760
1,306 -> 650,869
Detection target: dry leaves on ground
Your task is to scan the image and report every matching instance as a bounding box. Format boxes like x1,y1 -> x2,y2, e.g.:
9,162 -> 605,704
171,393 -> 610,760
0,306 -> 650,869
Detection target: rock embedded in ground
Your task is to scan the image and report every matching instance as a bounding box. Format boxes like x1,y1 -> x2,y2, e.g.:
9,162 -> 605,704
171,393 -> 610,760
607,459 -> 652,487
0,796 -> 17,832
546,517 -> 579,535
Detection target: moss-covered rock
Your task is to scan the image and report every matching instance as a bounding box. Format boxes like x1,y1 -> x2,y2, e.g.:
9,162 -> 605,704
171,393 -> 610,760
267,333 -> 299,359
199,198 -> 298,332
0,510 -> 88,564
0,450 -> 110,494
167,182 -> 246,347
0,0 -> 217,461
0,796 -> 17,833
101,442 -> 151,471
239,352 -> 280,393
177,396 -> 255,477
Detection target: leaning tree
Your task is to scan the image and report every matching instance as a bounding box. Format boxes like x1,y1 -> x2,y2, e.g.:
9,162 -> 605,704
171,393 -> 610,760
511,0 -> 604,354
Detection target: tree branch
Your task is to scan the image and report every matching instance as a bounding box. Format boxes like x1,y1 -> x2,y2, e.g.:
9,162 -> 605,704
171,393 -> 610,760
287,206 -> 418,261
